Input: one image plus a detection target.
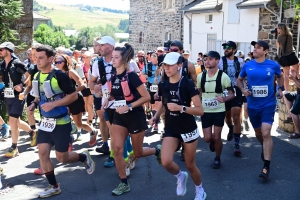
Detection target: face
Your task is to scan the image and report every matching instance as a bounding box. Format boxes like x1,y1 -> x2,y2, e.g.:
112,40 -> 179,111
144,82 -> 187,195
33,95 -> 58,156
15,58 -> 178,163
203,57 -> 208,67
157,50 -> 163,56
93,42 -> 100,54
151,54 -> 158,63
223,45 -> 234,57
205,57 -> 219,69
137,53 -> 144,62
277,26 -> 281,34
169,46 -> 182,54
112,50 -> 123,68
164,63 -> 182,77
74,51 -> 81,58
99,43 -> 113,57
35,51 -> 54,70
183,54 -> 189,60
0,48 -> 9,58
31,49 -> 37,64
253,44 -> 268,58
54,57 -> 65,70
82,55 -> 91,64
27,51 -> 33,61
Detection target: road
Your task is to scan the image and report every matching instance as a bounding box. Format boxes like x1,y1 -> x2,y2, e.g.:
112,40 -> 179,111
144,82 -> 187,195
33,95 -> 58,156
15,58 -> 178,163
0,113 -> 300,200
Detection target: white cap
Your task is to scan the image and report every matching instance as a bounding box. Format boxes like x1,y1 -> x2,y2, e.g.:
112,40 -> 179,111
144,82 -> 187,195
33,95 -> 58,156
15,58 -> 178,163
0,42 -> 15,52
162,52 -> 182,65
235,50 -> 244,57
97,36 -> 115,47
183,49 -> 190,54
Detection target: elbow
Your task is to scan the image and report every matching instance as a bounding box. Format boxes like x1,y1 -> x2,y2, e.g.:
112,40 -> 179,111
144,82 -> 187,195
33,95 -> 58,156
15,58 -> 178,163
144,93 -> 151,102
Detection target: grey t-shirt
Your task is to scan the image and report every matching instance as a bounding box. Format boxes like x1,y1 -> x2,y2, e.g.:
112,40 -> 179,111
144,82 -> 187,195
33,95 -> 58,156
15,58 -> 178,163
277,34 -> 294,56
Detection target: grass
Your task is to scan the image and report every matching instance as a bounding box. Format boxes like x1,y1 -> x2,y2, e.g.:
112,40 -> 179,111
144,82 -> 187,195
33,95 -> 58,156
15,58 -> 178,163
36,0 -> 128,30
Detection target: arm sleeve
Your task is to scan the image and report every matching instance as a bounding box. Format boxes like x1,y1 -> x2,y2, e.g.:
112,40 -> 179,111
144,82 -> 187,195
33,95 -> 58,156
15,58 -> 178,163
128,72 -> 143,88
91,61 -> 99,78
56,71 -> 76,94
196,73 -> 202,89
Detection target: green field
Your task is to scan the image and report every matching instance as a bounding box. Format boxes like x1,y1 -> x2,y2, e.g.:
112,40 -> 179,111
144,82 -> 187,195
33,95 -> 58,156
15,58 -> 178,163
36,0 -> 128,30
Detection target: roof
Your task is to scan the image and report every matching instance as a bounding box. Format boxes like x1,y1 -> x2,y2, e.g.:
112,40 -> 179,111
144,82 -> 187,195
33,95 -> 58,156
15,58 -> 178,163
236,0 -> 275,9
180,0 -> 223,13
33,12 -> 51,20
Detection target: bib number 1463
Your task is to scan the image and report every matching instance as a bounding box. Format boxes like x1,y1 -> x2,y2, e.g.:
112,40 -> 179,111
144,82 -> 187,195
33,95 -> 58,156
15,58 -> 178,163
39,118 -> 56,132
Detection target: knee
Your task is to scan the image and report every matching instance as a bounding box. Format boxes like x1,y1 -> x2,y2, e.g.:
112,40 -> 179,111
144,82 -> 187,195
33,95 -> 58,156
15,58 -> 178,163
161,159 -> 173,170
56,154 -> 68,163
232,114 -> 240,122
113,145 -> 124,157
214,133 -> 221,141
262,132 -> 271,140
203,135 -> 211,143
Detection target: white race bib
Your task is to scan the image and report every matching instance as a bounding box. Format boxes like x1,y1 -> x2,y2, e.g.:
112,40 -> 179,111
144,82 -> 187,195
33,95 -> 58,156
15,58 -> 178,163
39,117 -> 56,132
102,88 -> 110,98
223,90 -> 229,97
203,99 -> 219,109
150,85 -> 158,92
30,89 -> 35,97
181,128 -> 200,143
114,100 -> 127,108
4,88 -> 14,98
252,85 -> 268,97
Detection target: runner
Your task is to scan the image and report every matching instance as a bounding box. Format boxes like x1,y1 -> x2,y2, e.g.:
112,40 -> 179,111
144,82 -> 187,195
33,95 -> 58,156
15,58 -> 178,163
237,40 -> 283,179
101,43 -> 161,196
197,51 -> 234,169
29,45 -> 95,198
150,52 -> 206,199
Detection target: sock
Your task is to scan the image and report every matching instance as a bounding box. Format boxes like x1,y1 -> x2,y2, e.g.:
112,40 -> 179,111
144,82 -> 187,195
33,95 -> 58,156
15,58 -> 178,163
103,142 -> 108,147
129,150 -> 134,156
264,160 -> 271,169
28,130 -> 34,136
195,183 -> 203,192
155,146 -> 160,156
30,125 -> 36,130
174,171 -> 182,179
244,118 -> 248,121
11,143 -> 17,149
121,178 -> 128,185
78,128 -> 82,133
124,157 -> 129,162
45,170 -> 58,188
234,133 -> 241,145
110,150 -> 114,158
78,153 -> 87,163
215,156 -> 220,161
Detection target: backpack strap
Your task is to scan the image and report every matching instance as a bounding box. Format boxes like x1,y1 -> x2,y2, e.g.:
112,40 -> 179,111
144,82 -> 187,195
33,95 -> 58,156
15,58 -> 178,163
181,61 -> 189,79
200,71 -> 207,93
222,56 -> 227,73
98,57 -> 106,85
234,56 -> 241,78
178,77 -> 187,105
201,70 -> 223,94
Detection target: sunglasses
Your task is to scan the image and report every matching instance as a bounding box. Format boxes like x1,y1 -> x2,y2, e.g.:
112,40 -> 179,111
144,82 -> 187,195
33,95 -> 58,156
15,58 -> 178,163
157,50 -> 163,53
223,45 -> 232,50
170,48 -> 179,52
137,56 -> 144,58
55,61 -> 64,65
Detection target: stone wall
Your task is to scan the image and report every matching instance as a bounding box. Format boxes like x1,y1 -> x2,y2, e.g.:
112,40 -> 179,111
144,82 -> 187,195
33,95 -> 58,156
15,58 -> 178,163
129,0 -> 183,53
11,0 -> 33,61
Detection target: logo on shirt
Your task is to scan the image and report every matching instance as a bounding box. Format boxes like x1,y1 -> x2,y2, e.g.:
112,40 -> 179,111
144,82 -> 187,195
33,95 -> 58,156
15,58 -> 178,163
266,68 -> 271,76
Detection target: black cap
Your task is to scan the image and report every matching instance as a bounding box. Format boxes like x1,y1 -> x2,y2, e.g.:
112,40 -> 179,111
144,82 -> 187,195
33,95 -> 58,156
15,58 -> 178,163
207,51 -> 220,60
222,41 -> 237,49
164,40 -> 172,49
251,40 -> 269,49
170,40 -> 183,50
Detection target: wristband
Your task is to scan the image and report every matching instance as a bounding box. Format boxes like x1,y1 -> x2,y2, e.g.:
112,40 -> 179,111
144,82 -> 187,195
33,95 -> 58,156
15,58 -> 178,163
31,101 -> 38,108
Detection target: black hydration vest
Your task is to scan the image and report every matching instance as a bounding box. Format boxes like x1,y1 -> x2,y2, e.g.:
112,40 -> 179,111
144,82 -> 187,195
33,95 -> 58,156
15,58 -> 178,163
144,62 -> 153,77
162,77 -> 188,106
98,57 -> 116,85
0,59 -> 26,86
200,70 -> 223,93
222,56 -> 240,78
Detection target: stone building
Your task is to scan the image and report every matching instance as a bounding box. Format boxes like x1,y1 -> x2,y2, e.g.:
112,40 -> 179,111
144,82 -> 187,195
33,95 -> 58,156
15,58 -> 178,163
33,12 -> 51,31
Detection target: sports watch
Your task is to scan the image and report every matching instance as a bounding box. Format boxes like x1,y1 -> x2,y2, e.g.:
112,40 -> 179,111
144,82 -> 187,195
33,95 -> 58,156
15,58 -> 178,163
127,103 -> 133,111
181,106 -> 186,113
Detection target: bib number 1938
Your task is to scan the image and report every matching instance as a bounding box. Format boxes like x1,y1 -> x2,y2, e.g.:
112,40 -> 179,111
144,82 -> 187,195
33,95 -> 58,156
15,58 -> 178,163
39,118 -> 56,132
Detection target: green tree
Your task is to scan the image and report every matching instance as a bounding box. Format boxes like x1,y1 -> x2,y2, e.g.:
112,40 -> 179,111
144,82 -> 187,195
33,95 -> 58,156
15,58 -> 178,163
118,19 -> 129,33
0,0 -> 24,43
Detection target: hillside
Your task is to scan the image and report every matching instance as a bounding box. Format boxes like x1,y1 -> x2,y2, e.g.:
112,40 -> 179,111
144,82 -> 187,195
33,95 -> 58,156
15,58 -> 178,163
36,0 -> 128,30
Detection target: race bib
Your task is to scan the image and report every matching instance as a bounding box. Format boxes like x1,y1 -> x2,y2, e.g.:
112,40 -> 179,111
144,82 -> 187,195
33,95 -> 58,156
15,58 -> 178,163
203,99 -> 219,109
114,100 -> 127,108
4,88 -> 14,98
150,85 -> 158,92
252,85 -> 268,97
102,88 -> 110,98
30,89 -> 35,97
39,117 -> 56,132
181,128 -> 200,143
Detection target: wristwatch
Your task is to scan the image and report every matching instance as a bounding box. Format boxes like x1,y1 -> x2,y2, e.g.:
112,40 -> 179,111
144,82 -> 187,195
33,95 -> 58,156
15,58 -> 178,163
181,106 -> 186,113
127,103 -> 133,111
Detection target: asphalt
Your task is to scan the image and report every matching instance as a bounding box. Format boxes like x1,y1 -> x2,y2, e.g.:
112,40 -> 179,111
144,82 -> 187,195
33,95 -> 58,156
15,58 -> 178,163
0,113 -> 300,200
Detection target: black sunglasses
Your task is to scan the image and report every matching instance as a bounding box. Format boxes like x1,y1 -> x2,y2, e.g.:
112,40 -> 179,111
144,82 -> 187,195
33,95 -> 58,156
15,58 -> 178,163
170,48 -> 179,52
55,61 -> 64,65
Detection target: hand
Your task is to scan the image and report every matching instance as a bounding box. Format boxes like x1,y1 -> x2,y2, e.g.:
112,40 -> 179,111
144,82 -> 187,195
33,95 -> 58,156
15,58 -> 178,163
154,92 -> 160,100
276,90 -> 283,99
243,89 -> 252,97
14,84 -> 23,92
27,103 -> 36,113
94,84 -> 103,98
154,78 -> 158,85
101,98 -> 109,111
149,116 -> 156,126
216,95 -> 225,103
167,103 -> 181,111
19,92 -> 25,100
116,105 -> 129,114
41,102 -> 55,112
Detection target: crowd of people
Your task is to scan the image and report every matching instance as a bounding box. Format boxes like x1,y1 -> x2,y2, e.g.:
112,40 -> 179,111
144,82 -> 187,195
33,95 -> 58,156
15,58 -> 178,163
0,23 -> 299,200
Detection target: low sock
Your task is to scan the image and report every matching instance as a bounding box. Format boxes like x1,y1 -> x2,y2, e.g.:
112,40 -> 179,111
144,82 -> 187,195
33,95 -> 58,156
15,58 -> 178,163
129,150 -> 134,156
234,133 -> 241,145
78,153 -> 87,163
78,128 -> 82,133
103,142 -> 108,147
174,170 -> 182,179
215,156 -> 220,161
195,183 -> 203,192
121,178 -> 128,185
30,125 -> 36,130
110,150 -> 114,158
264,160 -> 271,169
45,170 -> 58,188
11,143 -> 17,149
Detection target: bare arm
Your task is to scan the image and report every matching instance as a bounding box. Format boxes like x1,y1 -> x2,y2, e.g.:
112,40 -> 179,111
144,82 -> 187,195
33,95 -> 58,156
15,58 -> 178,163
237,76 -> 251,96
131,84 -> 150,108
89,75 -> 98,91
188,61 -> 197,85
69,69 -> 85,92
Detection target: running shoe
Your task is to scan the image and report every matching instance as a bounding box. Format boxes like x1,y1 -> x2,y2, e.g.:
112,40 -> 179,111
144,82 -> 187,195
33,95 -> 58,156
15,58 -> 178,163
104,157 -> 115,167
82,150 -> 96,174
0,125 -> 9,140
155,144 -> 162,165
5,147 -> 19,158
241,125 -> 244,132
34,167 -> 44,175
244,120 -> 250,131
259,167 -> 270,179
195,190 -> 207,200
125,162 -> 130,177
212,159 -> 221,169
112,182 -> 130,196
129,155 -> 136,170
96,144 -> 110,154
176,171 -> 188,196
234,144 -> 242,155
71,122 -> 77,134
38,184 -> 61,198
227,126 -> 234,141
89,130 -> 98,146
30,130 -> 37,147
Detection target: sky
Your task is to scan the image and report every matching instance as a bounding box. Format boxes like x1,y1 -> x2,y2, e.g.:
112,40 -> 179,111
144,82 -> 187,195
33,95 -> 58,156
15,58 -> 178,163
39,0 -> 130,10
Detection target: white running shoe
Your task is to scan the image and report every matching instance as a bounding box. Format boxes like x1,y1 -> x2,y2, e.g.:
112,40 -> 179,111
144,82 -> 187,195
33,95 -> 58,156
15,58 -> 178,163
195,191 -> 207,200
176,171 -> 188,196
129,155 -> 136,170
126,165 -> 130,177
38,184 -> 61,198
82,150 -> 96,174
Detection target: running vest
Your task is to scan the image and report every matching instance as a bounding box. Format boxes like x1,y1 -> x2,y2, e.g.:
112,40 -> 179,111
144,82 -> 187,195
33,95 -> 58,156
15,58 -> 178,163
98,57 -> 116,85
32,69 -> 68,118
162,77 -> 188,106
144,62 -> 153,77
222,56 -> 240,78
200,70 -> 223,93
0,59 -> 26,87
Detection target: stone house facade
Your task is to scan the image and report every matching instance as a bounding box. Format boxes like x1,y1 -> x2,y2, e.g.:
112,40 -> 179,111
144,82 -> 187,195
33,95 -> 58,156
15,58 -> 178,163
33,12 -> 51,31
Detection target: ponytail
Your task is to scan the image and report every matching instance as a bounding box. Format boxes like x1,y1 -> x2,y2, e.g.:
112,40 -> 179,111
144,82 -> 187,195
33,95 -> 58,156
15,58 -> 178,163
114,43 -> 135,70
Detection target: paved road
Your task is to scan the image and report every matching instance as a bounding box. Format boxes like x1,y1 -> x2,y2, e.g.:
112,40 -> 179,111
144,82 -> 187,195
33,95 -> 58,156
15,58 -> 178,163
0,113 -> 300,200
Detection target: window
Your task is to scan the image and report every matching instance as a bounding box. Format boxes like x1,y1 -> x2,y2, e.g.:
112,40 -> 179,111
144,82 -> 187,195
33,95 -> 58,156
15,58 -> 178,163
162,0 -> 175,9
205,14 -> 213,23
165,32 -> 171,40
228,0 -> 240,24
139,32 -> 144,44
207,34 -> 217,51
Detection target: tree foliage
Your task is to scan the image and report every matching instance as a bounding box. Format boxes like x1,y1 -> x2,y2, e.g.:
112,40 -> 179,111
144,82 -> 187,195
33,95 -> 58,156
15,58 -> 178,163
34,24 -> 70,48
118,19 -> 129,33
0,0 -> 24,43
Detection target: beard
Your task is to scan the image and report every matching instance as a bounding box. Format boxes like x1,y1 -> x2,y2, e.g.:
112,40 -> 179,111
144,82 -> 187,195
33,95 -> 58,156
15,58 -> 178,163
138,58 -> 144,63
225,51 -> 233,58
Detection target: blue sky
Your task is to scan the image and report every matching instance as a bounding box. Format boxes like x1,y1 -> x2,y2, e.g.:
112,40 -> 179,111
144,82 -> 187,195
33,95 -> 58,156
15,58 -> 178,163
38,0 -> 130,10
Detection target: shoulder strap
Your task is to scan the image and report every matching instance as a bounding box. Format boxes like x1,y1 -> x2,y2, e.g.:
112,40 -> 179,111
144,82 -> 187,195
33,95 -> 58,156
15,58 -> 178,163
215,70 -> 223,93
222,56 -> 227,73
234,56 -> 241,77
201,71 -> 207,93
178,77 -> 188,104
46,69 -> 58,81
98,57 -> 106,84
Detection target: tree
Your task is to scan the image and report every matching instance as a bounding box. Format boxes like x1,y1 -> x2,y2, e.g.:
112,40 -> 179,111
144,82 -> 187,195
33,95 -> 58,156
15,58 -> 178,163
118,19 -> 129,33
276,0 -> 300,16
0,0 -> 24,43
